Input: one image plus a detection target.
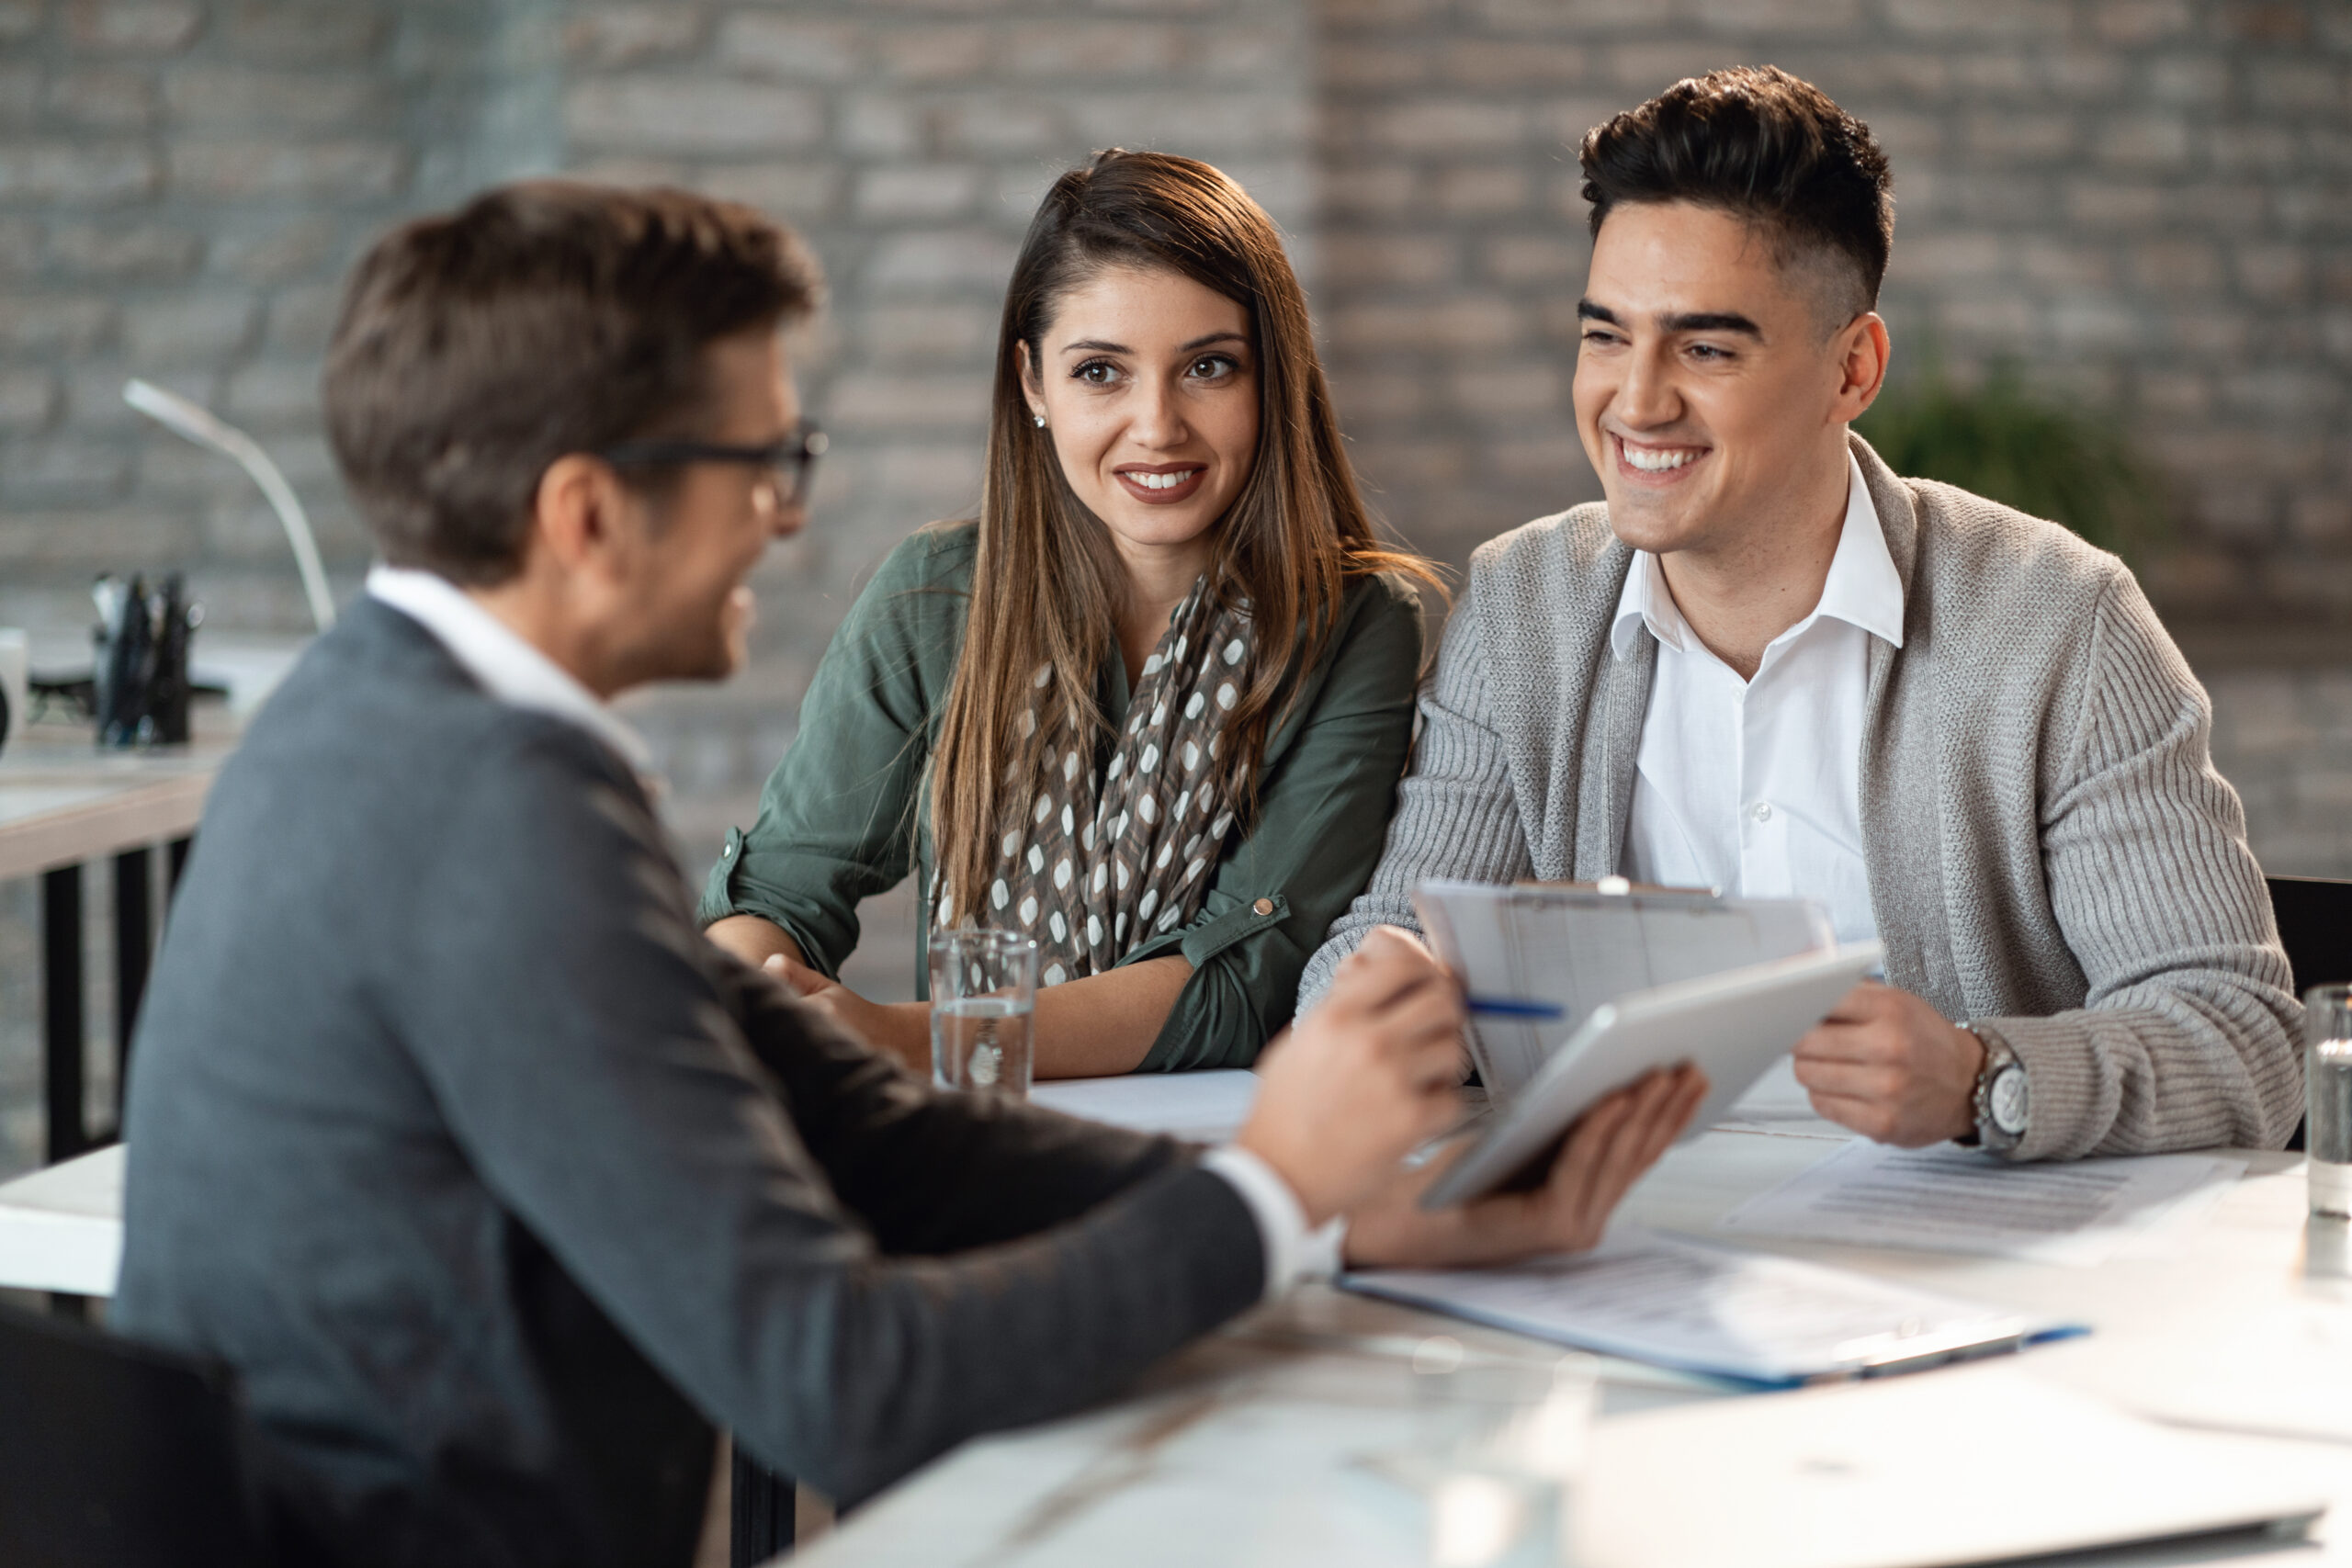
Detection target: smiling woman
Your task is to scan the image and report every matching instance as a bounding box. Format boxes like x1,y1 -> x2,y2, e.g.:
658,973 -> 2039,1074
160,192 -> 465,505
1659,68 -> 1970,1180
702,150 -> 1439,1079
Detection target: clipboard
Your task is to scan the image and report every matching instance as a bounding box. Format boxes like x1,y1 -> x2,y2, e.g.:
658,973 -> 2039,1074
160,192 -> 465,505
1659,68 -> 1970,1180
1421,942 -> 1883,1210
1413,879 -> 1834,1099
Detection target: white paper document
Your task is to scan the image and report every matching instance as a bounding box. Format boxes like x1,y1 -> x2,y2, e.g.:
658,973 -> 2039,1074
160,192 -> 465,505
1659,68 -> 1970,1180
1411,880 -> 1831,1097
1028,1069 -> 1258,1144
1719,1140 -> 2247,1267
1342,1229 -> 2056,1386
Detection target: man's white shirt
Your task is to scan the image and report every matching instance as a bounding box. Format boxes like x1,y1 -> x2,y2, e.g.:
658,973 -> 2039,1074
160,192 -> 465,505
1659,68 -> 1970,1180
366,564 -> 658,782
1612,452 -> 1905,946
366,564 -> 1332,1301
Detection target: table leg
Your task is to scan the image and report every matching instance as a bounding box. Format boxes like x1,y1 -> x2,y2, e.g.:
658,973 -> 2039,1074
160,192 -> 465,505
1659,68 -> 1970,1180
166,834 -> 191,897
730,1453 -> 795,1565
42,864 -> 85,1167
114,846 -> 153,1119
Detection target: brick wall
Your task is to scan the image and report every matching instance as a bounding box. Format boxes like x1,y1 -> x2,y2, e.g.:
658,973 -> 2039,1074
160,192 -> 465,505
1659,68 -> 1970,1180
3,1 -> 2346,768
0,0 -> 564,637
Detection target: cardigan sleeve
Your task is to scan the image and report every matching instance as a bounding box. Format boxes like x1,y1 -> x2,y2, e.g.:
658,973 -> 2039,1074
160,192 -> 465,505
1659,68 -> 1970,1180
1295,581 -> 1536,1015
1121,573 -> 1428,1071
697,525 -> 970,977
1983,568 -> 2304,1159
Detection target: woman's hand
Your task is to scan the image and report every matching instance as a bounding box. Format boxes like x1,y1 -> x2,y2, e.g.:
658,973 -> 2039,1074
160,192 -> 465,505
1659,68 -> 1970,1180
762,953 -> 932,1074
1340,1065 -> 1708,1270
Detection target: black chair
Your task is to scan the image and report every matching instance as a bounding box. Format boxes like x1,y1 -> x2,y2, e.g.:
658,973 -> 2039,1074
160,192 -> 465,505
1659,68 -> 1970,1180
2267,874 -> 2351,1155
731,1451 -> 796,1565
0,1302 -> 268,1568
2270,874 -> 2352,997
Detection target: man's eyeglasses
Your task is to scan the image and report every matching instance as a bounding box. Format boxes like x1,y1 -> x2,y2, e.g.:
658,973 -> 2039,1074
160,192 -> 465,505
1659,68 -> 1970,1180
599,420 -> 828,509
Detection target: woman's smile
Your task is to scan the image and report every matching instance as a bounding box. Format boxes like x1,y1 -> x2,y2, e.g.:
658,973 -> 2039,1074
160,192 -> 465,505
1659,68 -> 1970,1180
1114,463 -> 1208,504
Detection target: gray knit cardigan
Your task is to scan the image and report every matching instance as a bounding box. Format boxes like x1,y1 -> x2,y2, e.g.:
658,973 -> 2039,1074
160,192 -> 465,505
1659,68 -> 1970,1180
1302,434 -> 2302,1160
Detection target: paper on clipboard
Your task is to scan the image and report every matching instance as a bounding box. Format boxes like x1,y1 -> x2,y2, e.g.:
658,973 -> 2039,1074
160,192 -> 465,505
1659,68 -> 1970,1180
1412,879 -> 1834,1098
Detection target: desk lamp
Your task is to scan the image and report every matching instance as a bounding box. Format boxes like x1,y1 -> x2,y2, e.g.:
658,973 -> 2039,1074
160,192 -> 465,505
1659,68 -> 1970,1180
122,378 -> 336,634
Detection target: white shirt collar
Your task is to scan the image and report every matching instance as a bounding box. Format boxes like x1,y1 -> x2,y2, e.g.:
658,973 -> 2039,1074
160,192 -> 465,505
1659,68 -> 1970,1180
365,564 -> 656,779
1611,449 -> 1905,662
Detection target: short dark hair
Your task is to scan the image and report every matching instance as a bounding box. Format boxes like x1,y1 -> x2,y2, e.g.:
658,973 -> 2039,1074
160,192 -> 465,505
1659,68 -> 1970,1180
323,181 -> 821,585
1578,66 -> 1893,323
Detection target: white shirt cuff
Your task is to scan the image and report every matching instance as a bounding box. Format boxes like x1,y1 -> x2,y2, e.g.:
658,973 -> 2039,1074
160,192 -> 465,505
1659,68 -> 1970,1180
1200,1145 -> 1348,1302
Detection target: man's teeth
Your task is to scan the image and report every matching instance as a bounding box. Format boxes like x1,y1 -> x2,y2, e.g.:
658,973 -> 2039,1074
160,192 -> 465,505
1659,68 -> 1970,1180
1128,469 -> 1196,490
1623,445 -> 1699,472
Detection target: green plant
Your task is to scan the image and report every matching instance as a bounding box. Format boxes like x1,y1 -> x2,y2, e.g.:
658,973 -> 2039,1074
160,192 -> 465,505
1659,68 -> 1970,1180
1856,366 -> 2170,561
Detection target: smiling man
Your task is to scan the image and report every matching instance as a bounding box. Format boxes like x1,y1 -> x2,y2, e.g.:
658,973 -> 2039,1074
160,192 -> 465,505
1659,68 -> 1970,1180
1304,66 -> 2302,1162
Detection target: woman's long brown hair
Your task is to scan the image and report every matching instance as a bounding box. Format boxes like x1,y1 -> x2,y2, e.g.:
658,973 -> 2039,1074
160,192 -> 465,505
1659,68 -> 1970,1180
928,149 -> 1438,924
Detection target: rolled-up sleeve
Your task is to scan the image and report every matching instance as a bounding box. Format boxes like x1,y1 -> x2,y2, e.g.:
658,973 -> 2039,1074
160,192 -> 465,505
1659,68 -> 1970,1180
697,528 -> 969,978
1125,575 -> 1427,1070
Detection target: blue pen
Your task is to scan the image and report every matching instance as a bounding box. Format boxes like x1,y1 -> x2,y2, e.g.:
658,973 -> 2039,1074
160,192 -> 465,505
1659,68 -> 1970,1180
1464,996 -> 1566,1021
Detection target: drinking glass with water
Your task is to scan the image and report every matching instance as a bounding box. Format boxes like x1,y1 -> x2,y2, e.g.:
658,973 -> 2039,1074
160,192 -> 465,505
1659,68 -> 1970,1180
929,930 -> 1039,1101
2309,985 -> 2352,1220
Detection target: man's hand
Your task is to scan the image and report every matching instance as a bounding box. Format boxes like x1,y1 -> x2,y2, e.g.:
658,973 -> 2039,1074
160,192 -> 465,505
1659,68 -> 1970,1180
1237,927 -> 1470,1226
1343,1066 -> 1707,1269
762,953 -> 931,1073
1791,981 -> 1983,1146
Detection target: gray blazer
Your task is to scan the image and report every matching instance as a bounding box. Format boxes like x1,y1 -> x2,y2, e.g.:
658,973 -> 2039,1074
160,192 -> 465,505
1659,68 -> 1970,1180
1303,435 -> 2301,1160
114,599 -> 1262,1568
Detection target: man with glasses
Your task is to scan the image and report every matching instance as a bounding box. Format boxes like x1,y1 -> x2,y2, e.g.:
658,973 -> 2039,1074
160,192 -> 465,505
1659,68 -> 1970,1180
112,182 -> 1702,1567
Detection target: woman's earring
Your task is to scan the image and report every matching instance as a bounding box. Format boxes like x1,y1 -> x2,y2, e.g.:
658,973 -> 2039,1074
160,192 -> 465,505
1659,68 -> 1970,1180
1032,413 -> 1046,428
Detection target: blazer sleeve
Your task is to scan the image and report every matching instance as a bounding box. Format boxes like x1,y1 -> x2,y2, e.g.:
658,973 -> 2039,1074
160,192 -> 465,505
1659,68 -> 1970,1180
1120,575 -> 1426,1070
1296,584 -> 1535,1014
1982,570 -> 2304,1159
402,728 -> 1263,1507
697,529 -> 966,976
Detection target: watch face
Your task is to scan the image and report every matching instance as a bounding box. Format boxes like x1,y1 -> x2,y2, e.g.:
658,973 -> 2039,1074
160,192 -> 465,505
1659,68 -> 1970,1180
1989,1064 -> 2029,1135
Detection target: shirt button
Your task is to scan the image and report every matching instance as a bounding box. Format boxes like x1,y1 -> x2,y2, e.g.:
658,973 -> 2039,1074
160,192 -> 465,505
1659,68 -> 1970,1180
1252,897 -> 1275,916
1751,801 -> 1773,822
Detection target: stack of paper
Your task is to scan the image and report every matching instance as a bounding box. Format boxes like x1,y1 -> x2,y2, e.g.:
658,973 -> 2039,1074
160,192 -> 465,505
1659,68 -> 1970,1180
1717,1141 -> 2247,1267
1342,1229 -> 2068,1387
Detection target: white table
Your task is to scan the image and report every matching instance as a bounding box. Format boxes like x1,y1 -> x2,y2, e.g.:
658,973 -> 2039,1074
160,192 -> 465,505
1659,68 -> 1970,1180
782,1122 -> 2352,1568
1,726 -> 232,1165
24,1065 -> 2344,1563
0,1144 -> 122,1296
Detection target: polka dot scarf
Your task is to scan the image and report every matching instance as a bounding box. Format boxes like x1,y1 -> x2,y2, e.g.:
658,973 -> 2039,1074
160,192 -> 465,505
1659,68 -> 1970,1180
949,574 -> 1252,987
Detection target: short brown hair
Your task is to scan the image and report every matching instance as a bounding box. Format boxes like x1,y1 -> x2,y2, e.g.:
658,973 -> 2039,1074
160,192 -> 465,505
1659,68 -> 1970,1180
1579,66 -> 1893,323
323,181 -> 821,585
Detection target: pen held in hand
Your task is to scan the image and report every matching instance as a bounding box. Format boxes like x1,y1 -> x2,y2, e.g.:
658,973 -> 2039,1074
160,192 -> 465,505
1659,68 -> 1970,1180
1465,996 -> 1567,1021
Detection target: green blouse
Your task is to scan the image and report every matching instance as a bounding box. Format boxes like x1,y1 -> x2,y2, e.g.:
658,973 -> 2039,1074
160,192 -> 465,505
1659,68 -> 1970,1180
697,520 -> 1426,1071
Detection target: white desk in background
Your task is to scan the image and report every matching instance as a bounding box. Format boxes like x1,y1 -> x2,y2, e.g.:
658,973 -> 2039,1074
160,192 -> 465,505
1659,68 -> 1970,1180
0,724 -> 233,1168
0,1143 -> 121,1297
781,1087 -> 2352,1568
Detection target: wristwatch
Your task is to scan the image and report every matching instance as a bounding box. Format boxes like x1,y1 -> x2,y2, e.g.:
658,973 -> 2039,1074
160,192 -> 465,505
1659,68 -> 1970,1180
1963,1024 -> 2029,1153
